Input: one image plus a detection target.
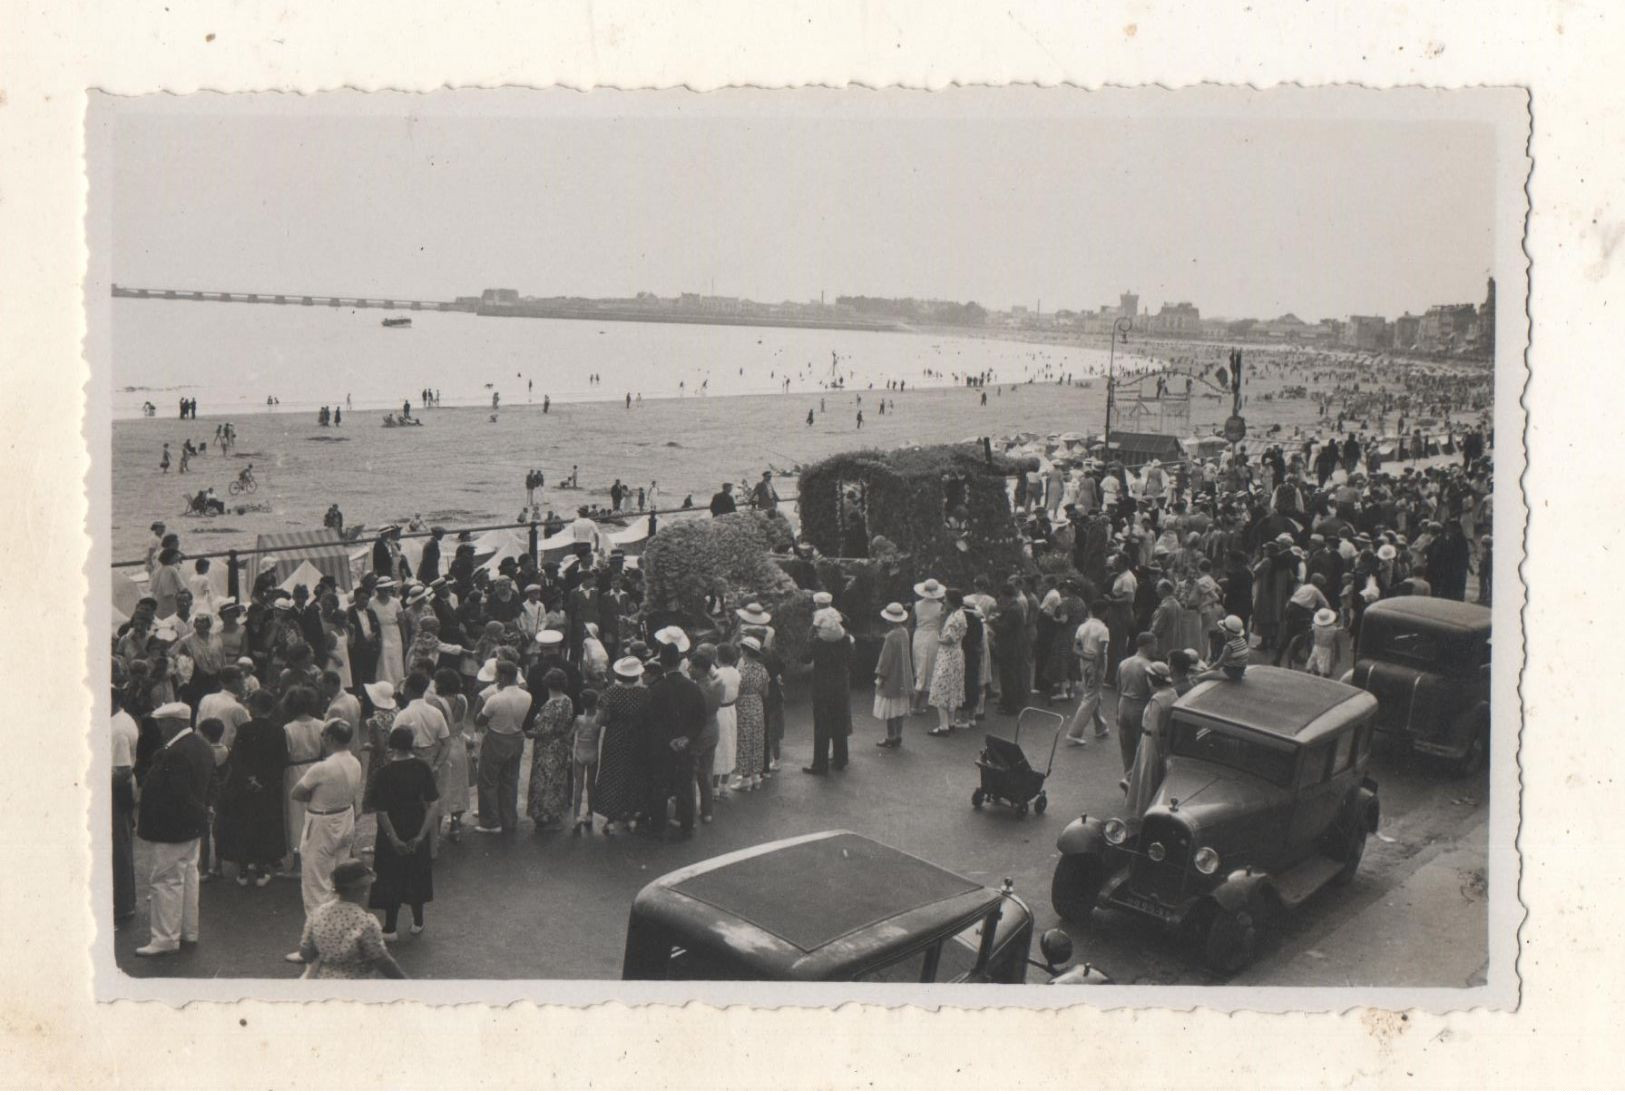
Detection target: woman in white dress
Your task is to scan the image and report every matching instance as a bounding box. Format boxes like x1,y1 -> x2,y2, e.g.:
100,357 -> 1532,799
910,579 -> 946,713
715,651 -> 743,790
372,579 -> 405,686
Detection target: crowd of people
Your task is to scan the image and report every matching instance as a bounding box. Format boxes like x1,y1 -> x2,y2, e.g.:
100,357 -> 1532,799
111,518 -> 807,975
111,369 -> 1495,978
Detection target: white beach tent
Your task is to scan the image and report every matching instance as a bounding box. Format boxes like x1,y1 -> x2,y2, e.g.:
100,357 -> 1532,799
278,559 -> 327,594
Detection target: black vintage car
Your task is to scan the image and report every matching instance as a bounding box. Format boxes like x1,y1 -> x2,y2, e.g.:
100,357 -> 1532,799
623,830 -> 1105,984
1050,668 -> 1380,973
1347,596 -> 1492,775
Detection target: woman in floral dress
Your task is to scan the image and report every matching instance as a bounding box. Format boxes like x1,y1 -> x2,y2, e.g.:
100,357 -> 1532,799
360,680 -> 398,812
927,589 -> 969,735
525,668 -> 575,829
729,642 -> 768,790
296,860 -> 406,979
592,658 -> 649,832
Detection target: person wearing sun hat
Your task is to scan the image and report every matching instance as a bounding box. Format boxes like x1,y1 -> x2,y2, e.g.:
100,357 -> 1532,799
910,578 -> 946,713
1214,615 -> 1250,680
1124,662 -> 1178,817
872,603 -> 915,748
1304,606 -> 1345,677
733,601 -> 776,652
591,656 -> 651,834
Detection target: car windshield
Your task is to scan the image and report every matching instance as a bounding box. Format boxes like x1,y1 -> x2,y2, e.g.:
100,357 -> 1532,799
1167,718 -> 1297,786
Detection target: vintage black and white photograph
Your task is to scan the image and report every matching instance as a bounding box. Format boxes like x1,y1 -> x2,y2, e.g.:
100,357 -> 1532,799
87,86 -> 1526,1004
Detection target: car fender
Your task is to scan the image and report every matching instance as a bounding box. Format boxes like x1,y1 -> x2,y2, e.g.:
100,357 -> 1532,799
1355,777 -> 1381,832
1209,868 -> 1273,914
1450,699 -> 1490,742
1056,815 -> 1110,858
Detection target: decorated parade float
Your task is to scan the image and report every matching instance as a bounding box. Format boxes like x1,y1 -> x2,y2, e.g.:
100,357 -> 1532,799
794,443 -> 1027,646
639,509 -> 815,663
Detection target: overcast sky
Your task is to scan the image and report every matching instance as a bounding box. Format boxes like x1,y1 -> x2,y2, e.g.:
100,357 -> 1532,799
106,88 -> 1509,320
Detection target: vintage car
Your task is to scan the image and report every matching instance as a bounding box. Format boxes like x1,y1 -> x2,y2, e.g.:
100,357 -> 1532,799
623,830 -> 1107,984
1346,595 -> 1492,775
1050,667 -> 1380,973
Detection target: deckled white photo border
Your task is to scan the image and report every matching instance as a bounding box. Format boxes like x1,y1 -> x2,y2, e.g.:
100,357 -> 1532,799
82,86 -> 1528,1016
3,1 -> 1611,1087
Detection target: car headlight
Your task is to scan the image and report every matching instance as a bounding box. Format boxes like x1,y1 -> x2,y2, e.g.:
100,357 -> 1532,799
1193,846 -> 1220,875
1147,841 -> 1167,862
1103,818 -> 1127,845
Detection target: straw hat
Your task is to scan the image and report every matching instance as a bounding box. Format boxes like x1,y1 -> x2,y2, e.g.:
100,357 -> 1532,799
812,591 -> 834,607
535,628 -> 565,646
736,602 -> 772,625
1221,615 -> 1246,636
363,681 -> 397,710
405,588 -> 428,607
1314,607 -> 1338,627
152,701 -> 192,722
1146,661 -> 1173,685
476,658 -> 499,683
258,555 -> 279,573
880,602 -> 909,624
612,656 -> 645,681
653,625 -> 691,653
739,635 -> 763,653
1376,543 -> 1398,562
913,578 -> 946,600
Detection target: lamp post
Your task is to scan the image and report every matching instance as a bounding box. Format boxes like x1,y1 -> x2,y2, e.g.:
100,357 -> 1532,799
1103,316 -> 1132,455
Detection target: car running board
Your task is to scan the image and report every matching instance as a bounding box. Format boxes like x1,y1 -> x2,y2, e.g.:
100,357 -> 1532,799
1271,854 -> 1344,909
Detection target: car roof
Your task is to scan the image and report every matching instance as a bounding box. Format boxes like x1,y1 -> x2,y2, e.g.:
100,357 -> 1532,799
630,831 -> 1002,978
1362,595 -> 1492,635
1177,667 -> 1378,744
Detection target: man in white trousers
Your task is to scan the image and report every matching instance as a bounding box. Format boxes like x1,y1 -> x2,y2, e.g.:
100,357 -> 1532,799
134,702 -> 216,957
284,717 -> 364,964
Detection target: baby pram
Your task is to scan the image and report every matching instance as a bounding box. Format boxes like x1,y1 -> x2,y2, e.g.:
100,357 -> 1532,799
971,707 -> 1063,818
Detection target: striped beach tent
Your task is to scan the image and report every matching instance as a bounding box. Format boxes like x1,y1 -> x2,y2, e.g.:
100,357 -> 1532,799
253,530 -> 357,592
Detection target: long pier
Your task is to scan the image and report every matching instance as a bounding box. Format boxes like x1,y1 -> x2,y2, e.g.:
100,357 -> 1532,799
110,285 -> 907,333
111,285 -> 467,312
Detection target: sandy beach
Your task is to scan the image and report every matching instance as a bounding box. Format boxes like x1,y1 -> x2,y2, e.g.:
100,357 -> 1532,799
111,351 -> 1441,564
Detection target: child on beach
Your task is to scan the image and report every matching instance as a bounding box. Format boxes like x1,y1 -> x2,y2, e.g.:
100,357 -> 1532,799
570,689 -> 601,834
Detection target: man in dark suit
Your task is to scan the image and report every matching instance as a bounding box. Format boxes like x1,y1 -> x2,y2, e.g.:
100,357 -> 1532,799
346,586 -> 382,687
709,482 -> 737,517
642,643 -> 706,840
418,526 -> 445,584
134,702 -> 216,956
524,631 -> 582,727
371,526 -> 412,583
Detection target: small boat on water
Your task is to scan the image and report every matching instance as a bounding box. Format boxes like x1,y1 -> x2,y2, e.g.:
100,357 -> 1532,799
382,316 -> 412,328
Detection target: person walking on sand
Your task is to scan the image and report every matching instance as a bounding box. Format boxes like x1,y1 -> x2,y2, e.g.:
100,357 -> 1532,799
160,443 -> 171,473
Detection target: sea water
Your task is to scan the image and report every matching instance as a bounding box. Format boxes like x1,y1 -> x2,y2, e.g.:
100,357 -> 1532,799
110,298 -> 1131,419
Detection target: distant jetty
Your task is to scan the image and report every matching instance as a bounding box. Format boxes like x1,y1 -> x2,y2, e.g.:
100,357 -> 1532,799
112,284 -> 906,335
